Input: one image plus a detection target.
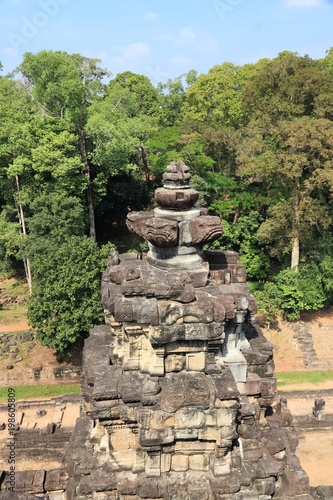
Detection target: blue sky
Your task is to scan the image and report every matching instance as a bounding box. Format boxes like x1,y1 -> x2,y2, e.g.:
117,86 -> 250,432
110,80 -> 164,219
1,0 -> 333,84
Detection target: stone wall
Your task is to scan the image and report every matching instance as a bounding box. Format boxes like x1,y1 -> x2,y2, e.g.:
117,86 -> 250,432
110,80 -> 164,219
0,397 -> 80,499
0,365 -> 81,386
0,469 -> 67,498
64,322 -> 312,499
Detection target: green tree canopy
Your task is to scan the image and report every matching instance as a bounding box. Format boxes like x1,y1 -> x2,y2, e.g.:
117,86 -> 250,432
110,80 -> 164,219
17,50 -> 108,241
28,237 -> 110,352
237,53 -> 333,269
183,62 -> 245,128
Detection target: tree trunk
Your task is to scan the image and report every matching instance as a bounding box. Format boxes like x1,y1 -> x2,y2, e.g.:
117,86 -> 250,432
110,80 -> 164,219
79,130 -> 96,242
291,235 -> 299,271
15,175 -> 32,294
291,197 -> 300,271
138,146 -> 149,185
86,183 -> 96,243
233,205 -> 241,225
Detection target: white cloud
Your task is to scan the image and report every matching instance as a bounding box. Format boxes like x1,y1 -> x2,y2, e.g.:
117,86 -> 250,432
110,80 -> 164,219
285,0 -> 323,7
155,33 -> 174,44
156,27 -> 217,65
156,27 -> 197,46
109,42 -> 152,72
171,54 -> 192,66
3,47 -> 18,57
179,26 -> 196,44
144,11 -> 158,20
121,42 -> 151,60
199,37 -> 219,54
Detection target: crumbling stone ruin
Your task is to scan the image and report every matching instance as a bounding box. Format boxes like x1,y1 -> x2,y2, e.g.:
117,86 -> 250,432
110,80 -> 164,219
0,396 -> 80,498
63,161 -> 313,499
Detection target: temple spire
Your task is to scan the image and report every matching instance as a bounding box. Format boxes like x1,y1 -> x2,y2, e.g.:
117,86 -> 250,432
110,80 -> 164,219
126,161 -> 222,269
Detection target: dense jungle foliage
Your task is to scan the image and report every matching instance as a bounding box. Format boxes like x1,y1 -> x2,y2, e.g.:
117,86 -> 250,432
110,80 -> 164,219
1,49 -> 333,351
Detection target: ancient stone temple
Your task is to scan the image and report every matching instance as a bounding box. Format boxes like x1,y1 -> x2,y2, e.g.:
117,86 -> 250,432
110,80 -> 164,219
65,161 -> 312,499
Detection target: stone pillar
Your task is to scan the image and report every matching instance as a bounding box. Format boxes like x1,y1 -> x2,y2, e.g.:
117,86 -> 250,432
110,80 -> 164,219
313,398 -> 325,420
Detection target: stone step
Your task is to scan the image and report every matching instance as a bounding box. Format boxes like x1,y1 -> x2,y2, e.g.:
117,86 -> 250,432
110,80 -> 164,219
291,323 -> 319,368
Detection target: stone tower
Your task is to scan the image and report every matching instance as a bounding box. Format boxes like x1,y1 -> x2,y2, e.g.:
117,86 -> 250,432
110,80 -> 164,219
65,161 -> 312,499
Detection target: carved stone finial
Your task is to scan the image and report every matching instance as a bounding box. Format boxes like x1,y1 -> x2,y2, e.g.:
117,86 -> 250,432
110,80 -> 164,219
155,161 -> 199,211
162,160 -> 191,187
125,161 -> 223,269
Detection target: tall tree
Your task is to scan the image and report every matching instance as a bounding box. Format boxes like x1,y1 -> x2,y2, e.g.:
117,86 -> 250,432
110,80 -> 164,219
108,71 -> 159,117
237,52 -> 333,270
28,236 -> 110,352
183,62 -> 245,128
0,75 -> 38,284
241,51 -> 324,124
157,71 -> 198,127
17,50 -> 108,241
85,72 -> 159,226
314,47 -> 333,121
